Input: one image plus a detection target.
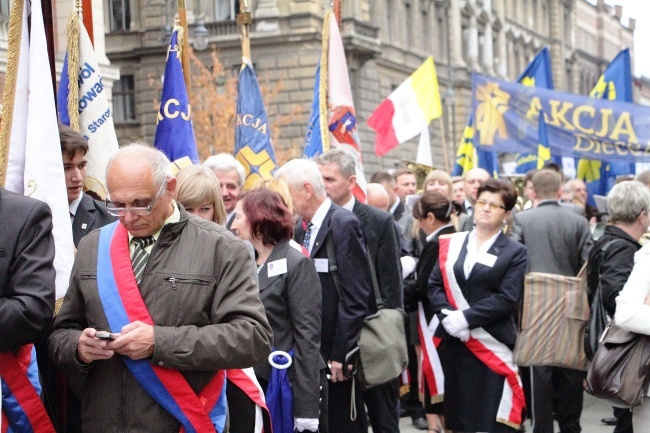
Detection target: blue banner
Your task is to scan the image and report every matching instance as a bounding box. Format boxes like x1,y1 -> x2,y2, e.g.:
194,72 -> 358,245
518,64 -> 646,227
153,27 -> 199,164
471,73 -> 650,163
304,61 -> 324,158
234,61 -> 277,190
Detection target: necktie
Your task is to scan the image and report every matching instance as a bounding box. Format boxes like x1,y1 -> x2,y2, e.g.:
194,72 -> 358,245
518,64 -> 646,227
131,236 -> 155,286
302,222 -> 313,252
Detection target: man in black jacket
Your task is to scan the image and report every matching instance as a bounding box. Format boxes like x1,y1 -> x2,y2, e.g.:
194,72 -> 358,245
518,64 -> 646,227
316,149 -> 404,433
587,180 -> 650,433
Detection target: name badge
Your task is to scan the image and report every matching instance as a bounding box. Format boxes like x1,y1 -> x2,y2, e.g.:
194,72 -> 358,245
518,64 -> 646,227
477,252 -> 497,268
314,258 -> 329,273
267,258 -> 288,277
81,223 -> 88,230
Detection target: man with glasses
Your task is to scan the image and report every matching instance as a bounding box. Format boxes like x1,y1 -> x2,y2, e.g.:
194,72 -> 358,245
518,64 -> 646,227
510,169 -> 593,433
48,143 -> 273,432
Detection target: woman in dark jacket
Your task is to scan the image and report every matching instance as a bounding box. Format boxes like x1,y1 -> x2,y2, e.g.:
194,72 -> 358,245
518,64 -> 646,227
232,186 -> 322,433
428,179 -> 528,433
411,192 -> 457,433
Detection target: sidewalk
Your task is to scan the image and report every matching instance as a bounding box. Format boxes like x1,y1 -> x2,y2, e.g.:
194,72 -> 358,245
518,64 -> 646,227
396,392 -> 618,432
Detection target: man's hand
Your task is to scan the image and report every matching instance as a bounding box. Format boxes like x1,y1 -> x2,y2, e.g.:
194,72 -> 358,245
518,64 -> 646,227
77,328 -> 115,364
107,321 -> 155,360
329,361 -> 353,383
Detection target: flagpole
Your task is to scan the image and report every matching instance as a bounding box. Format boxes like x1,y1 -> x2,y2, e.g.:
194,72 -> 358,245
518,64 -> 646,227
237,0 -> 251,62
81,0 -> 94,46
438,117 -> 450,173
178,0 -> 191,100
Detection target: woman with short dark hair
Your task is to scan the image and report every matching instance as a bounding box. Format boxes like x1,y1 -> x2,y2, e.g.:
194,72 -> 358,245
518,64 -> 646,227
231,187 -> 322,433
428,178 -> 528,433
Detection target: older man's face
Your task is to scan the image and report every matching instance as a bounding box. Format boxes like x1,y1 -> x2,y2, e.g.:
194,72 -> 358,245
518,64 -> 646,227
213,168 -> 241,214
107,161 -> 175,238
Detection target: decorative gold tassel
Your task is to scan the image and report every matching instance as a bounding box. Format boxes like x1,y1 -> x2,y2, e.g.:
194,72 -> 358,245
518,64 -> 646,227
66,12 -> 81,131
0,0 -> 25,187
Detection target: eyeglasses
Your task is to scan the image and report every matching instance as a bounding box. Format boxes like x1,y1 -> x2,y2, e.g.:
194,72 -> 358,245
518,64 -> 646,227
475,199 -> 506,211
107,181 -> 167,216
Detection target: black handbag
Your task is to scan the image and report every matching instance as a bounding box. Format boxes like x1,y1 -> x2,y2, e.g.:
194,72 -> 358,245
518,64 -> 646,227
585,321 -> 650,408
584,240 -> 617,361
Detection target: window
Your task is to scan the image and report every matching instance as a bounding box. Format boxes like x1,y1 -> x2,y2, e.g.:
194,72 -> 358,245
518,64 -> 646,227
109,0 -> 130,31
0,0 -> 10,17
113,75 -> 136,123
215,0 -> 239,21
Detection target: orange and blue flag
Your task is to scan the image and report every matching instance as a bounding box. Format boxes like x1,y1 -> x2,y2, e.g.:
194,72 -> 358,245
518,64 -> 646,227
153,26 -> 199,165
577,48 -> 635,203
234,59 -> 277,190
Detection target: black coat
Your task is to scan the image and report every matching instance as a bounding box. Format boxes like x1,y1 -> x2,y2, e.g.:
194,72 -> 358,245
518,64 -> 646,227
294,203 -> 373,363
587,225 -> 640,317
72,192 -> 116,247
0,188 -> 55,350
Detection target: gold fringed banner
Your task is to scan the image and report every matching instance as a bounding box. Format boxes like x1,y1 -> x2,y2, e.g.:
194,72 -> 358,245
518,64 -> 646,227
318,11 -> 330,152
0,0 -> 25,187
66,12 -> 81,131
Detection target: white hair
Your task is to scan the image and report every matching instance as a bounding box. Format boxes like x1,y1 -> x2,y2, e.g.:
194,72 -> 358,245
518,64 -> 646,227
203,153 -> 246,187
607,180 -> 650,224
274,159 -> 326,198
106,143 -> 172,187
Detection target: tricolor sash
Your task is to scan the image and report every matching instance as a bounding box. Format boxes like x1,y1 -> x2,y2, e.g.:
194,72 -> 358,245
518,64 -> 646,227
226,368 -> 271,433
438,232 -> 525,429
0,345 -> 55,433
417,303 -> 444,404
96,222 -> 227,433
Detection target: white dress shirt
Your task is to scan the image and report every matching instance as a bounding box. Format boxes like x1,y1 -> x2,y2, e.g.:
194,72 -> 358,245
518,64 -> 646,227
306,198 -> 331,254
463,229 -> 500,279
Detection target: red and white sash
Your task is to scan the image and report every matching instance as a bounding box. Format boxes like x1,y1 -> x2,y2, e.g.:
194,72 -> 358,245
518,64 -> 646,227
438,232 -> 525,429
417,303 -> 444,404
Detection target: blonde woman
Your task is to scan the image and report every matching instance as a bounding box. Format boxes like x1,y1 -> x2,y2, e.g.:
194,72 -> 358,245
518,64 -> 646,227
176,165 -> 227,225
423,169 -> 467,232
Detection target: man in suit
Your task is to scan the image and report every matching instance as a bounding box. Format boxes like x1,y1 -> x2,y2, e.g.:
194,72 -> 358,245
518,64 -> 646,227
0,188 -> 56,430
60,125 -> 116,247
204,153 -> 245,230
276,158 -> 373,433
510,169 -> 593,433
460,168 -> 490,231
316,149 -> 404,433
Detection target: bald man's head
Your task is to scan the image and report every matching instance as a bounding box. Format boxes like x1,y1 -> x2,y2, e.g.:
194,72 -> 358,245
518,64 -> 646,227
464,168 -> 490,204
366,183 -> 390,211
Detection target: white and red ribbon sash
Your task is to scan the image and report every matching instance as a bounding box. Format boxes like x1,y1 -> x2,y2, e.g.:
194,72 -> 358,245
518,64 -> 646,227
438,232 -> 525,429
417,303 -> 444,404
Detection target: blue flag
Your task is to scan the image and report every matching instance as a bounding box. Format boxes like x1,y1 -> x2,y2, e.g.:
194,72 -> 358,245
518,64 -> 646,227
235,60 -> 277,190
304,61 -> 323,158
153,27 -> 199,165
577,49 -> 635,203
514,47 -> 554,174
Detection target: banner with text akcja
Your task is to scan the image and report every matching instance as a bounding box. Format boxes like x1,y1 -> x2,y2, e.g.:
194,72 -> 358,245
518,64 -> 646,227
471,74 -> 650,162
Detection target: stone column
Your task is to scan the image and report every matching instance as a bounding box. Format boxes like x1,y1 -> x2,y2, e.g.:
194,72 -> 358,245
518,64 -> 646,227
468,14 -> 479,69
255,0 -> 279,18
450,0 -> 465,67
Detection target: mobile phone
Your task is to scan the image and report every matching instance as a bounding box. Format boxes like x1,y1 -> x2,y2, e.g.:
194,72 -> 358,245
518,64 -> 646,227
95,331 -> 117,341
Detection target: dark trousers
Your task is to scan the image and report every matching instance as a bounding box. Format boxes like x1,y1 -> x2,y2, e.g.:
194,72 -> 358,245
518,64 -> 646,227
328,379 -> 367,433
363,378 -> 400,433
530,366 -> 584,433
614,406 -> 633,433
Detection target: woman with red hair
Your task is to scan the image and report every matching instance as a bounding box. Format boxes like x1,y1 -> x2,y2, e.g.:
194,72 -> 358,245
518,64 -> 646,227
231,187 -> 323,433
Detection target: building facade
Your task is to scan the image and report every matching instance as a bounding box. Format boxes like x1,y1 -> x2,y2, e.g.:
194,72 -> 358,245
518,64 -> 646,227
98,0 -> 635,173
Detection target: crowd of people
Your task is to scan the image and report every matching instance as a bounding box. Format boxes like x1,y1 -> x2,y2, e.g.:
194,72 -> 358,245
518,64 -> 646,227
4,127 -> 650,433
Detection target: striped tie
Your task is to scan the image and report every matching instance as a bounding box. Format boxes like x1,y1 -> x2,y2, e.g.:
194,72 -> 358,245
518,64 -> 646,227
131,236 -> 155,286
302,221 -> 313,253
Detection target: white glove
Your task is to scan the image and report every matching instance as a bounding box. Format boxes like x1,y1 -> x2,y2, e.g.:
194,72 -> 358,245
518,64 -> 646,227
458,328 -> 470,342
441,308 -> 469,338
295,418 -> 319,432
400,256 -> 417,279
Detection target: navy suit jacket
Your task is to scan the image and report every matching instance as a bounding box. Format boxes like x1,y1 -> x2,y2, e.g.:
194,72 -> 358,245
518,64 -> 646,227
352,200 -> 403,310
72,192 -> 116,247
0,188 -> 56,350
428,232 -> 528,346
294,203 -> 373,363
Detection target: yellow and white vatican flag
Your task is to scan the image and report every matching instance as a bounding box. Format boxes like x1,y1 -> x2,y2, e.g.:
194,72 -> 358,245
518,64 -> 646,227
1,0 -> 75,301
